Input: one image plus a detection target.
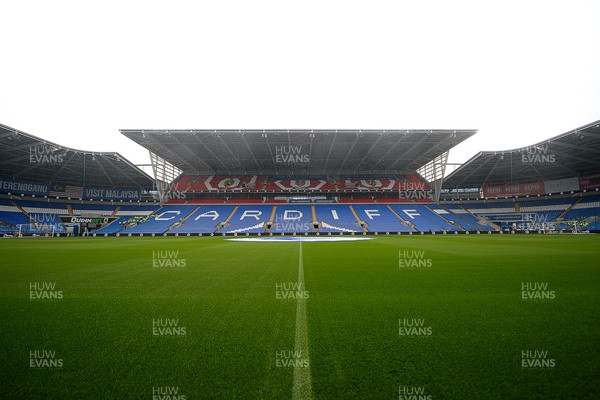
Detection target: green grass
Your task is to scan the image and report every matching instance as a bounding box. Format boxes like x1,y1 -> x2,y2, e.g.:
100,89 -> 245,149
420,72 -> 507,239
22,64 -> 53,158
0,235 -> 598,399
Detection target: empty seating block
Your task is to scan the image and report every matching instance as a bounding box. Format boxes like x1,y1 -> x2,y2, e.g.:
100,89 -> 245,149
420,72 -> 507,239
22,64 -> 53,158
171,205 -> 236,234
271,205 -> 314,233
223,205 -> 275,233
315,205 -> 360,232
390,204 -> 455,232
122,206 -> 197,234
352,204 -> 411,232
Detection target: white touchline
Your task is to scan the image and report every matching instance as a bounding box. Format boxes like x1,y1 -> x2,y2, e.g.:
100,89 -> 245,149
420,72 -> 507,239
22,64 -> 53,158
292,242 -> 312,400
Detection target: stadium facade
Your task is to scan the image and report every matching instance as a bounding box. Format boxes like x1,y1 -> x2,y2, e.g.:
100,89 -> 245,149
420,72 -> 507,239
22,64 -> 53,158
1,121 -> 599,236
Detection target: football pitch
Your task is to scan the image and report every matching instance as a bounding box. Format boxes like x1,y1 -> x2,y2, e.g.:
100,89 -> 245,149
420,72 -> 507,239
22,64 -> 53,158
0,235 -> 598,399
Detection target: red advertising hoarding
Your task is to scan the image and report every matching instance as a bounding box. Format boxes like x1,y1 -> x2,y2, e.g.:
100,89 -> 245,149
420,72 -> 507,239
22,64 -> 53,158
483,181 -> 544,198
579,173 -> 600,190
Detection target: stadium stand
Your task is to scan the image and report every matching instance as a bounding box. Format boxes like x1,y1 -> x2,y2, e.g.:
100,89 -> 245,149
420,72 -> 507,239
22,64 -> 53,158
2,121 -> 600,235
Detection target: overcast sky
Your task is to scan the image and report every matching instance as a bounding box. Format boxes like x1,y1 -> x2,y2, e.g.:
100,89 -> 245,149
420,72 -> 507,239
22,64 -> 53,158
1,0 -> 599,175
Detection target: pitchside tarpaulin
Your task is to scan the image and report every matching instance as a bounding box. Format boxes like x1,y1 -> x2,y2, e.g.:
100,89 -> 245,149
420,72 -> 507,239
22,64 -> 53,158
0,177 -> 50,196
543,177 -> 580,194
83,187 -> 141,201
482,182 -> 544,198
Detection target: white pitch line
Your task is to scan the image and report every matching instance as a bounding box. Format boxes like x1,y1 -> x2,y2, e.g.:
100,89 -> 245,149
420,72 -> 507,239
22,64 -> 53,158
292,242 -> 312,400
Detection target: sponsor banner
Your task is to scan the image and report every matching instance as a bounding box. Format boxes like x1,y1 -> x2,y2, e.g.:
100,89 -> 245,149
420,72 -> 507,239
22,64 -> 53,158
483,182 -> 544,198
83,187 -> 141,201
49,185 -> 84,198
579,173 -> 600,190
59,216 -> 116,225
543,177 -> 580,194
0,178 -> 50,196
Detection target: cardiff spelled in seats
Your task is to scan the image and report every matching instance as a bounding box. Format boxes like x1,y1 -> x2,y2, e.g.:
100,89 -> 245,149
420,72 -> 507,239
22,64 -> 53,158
122,205 -> 197,234
390,204 -> 456,232
271,205 -> 314,233
352,204 -> 412,232
315,205 -> 360,232
223,205 -> 274,233
170,205 -> 237,234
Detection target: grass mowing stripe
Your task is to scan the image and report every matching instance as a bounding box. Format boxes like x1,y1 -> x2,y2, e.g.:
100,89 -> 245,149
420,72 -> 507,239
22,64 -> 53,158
292,242 -> 312,400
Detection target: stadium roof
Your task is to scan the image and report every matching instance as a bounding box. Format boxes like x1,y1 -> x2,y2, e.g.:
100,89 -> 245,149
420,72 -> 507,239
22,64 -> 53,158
121,129 -> 476,176
0,123 -> 154,189
444,120 -> 600,189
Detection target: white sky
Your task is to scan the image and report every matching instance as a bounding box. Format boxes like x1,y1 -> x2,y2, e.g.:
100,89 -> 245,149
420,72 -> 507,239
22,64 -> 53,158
1,0 -> 599,174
